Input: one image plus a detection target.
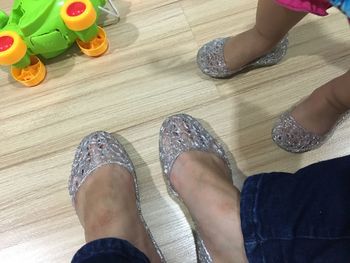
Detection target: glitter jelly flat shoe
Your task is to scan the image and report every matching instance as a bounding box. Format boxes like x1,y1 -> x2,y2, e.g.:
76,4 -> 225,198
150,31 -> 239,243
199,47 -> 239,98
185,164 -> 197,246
197,36 -> 288,78
69,131 -> 165,262
159,114 -> 233,263
272,109 -> 349,153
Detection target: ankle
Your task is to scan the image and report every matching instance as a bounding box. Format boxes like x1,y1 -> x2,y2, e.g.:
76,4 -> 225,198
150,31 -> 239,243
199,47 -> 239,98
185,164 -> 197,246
84,207 -> 121,242
324,76 -> 350,115
195,186 -> 246,263
84,204 -> 145,241
170,153 -> 247,262
307,83 -> 348,118
252,25 -> 285,48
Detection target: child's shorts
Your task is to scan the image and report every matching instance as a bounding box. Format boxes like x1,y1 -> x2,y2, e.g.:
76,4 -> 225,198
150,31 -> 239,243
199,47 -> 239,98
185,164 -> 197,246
276,0 -> 332,15
276,0 -> 350,18
240,155 -> 350,262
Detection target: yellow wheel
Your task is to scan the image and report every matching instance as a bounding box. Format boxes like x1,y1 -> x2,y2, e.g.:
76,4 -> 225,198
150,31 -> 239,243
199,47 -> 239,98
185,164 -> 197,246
77,26 -> 109,57
61,0 -> 97,31
11,56 -> 46,87
0,31 -> 27,65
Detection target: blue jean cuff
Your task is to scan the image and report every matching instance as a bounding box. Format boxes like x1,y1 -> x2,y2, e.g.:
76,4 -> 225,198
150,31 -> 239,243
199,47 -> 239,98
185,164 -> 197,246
72,237 -> 150,263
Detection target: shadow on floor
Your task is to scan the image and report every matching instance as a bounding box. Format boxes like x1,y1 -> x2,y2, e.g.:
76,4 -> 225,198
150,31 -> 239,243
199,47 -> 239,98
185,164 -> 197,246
232,99 -> 304,175
287,17 -> 350,71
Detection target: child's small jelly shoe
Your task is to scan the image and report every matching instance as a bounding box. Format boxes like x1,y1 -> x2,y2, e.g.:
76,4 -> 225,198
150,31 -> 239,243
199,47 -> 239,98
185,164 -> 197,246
197,36 -> 288,78
272,109 -> 349,153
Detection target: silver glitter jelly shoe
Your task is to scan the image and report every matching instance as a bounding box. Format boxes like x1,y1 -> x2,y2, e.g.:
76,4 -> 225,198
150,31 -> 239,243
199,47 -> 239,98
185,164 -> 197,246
69,131 -> 166,262
159,114 -> 233,263
197,36 -> 288,78
272,109 -> 349,153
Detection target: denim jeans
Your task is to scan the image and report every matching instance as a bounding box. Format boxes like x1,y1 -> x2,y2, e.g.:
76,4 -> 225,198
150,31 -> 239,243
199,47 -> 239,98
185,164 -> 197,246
72,238 -> 149,263
72,155 -> 350,263
241,155 -> 350,262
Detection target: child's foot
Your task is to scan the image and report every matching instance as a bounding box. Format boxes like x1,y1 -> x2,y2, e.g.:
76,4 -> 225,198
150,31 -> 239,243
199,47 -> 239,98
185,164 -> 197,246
291,95 -> 342,136
224,28 -> 279,71
272,73 -> 350,153
197,27 -> 288,78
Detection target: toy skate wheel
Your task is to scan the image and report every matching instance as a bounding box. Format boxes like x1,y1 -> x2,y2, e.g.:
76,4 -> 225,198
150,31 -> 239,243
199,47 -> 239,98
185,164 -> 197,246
0,31 -> 27,65
11,56 -> 46,87
61,0 -> 97,31
77,26 -> 108,57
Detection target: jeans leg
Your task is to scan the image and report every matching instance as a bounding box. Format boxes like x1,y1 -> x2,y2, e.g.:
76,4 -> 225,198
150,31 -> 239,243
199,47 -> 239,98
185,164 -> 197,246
240,155 -> 350,263
72,237 -> 150,263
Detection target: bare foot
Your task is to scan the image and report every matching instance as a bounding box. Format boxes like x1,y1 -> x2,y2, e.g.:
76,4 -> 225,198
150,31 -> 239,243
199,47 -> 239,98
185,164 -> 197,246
75,165 -> 162,263
170,151 -> 248,263
223,27 -> 281,72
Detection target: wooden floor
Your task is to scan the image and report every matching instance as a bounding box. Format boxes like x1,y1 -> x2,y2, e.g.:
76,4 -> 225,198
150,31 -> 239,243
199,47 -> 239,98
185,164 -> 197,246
0,0 -> 349,262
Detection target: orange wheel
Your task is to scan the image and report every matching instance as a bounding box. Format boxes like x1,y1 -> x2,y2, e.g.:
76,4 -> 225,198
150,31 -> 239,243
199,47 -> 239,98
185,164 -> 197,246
61,0 -> 97,31
11,56 -> 46,87
0,31 -> 27,65
76,27 -> 109,57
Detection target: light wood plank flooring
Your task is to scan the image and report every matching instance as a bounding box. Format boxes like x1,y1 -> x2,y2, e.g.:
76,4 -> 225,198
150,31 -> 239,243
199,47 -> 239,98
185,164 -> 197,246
0,0 -> 349,262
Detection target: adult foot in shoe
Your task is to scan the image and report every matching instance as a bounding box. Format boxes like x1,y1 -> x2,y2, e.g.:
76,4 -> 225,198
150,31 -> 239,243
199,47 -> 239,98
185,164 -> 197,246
159,114 -> 247,263
170,152 -> 247,263
74,165 -> 162,263
70,132 -> 163,262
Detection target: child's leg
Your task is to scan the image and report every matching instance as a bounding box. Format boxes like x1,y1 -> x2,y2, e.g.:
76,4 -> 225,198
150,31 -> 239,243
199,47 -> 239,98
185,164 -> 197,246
224,0 -> 306,70
255,0 -> 307,41
292,70 -> 350,135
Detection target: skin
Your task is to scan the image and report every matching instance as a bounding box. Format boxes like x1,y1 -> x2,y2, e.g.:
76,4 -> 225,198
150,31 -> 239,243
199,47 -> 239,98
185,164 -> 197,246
170,151 -> 248,263
223,0 -> 349,136
75,151 -> 248,263
75,165 -> 162,263
73,2 -> 349,262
